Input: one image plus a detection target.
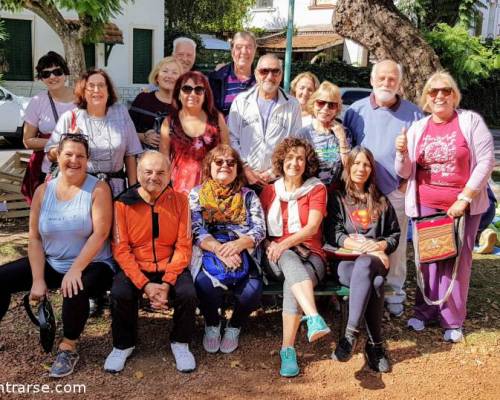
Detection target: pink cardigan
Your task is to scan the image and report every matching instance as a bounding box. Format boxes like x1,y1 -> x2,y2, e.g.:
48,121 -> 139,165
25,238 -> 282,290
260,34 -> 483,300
395,109 -> 495,217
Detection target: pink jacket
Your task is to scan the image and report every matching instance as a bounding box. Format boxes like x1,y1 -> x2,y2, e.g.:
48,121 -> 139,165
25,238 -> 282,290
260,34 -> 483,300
395,109 -> 495,218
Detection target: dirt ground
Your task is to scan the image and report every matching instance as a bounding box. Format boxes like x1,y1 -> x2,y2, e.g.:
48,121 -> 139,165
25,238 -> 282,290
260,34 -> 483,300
0,219 -> 499,400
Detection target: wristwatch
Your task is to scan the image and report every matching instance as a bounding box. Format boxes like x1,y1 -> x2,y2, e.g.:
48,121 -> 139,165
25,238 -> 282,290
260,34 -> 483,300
457,193 -> 472,204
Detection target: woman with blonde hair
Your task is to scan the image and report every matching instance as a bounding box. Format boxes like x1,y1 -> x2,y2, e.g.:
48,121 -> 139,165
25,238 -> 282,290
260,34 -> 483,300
297,81 -> 350,188
290,72 -> 320,125
129,56 -> 183,149
395,71 -> 495,342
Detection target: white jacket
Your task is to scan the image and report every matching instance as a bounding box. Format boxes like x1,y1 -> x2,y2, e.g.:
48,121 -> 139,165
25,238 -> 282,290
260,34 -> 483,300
228,85 -> 302,172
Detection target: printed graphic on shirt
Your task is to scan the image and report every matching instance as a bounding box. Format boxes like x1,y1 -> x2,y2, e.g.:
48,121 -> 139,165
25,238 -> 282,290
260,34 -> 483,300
418,131 -> 458,185
350,208 -> 371,230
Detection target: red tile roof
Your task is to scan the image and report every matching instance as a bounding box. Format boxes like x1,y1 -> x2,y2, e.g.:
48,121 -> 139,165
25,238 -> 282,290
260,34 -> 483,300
65,20 -> 123,44
257,32 -> 343,52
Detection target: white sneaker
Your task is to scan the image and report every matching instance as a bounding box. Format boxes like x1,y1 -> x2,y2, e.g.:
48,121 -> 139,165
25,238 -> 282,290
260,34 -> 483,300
104,346 -> 135,373
203,324 -> 221,353
220,327 -> 241,354
170,342 -> 196,372
407,318 -> 425,332
443,328 -> 464,343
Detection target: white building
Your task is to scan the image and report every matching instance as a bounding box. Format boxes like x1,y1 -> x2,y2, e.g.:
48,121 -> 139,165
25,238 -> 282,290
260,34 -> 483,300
247,0 -> 368,66
0,0 -> 164,102
476,0 -> 499,38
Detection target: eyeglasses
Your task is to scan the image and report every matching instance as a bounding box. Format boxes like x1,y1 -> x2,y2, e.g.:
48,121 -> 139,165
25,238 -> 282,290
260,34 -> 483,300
213,158 -> 236,168
180,85 -> 205,95
40,68 -> 64,79
315,100 -> 338,110
428,87 -> 453,97
86,82 -> 107,91
257,68 -> 281,77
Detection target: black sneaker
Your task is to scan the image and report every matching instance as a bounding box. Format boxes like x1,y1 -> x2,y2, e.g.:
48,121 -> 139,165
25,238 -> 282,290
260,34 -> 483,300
332,335 -> 357,362
364,342 -> 391,373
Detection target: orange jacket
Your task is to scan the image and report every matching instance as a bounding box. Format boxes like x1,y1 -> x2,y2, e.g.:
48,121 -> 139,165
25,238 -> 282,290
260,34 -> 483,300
112,185 -> 192,289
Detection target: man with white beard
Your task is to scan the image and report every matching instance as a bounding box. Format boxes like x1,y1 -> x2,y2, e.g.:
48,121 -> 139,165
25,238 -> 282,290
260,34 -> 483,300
228,53 -> 301,189
344,60 -> 423,317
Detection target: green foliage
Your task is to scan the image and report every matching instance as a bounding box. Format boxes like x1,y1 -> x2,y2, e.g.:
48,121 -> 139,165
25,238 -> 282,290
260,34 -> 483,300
0,0 -> 129,42
461,70 -> 500,126
291,60 -> 370,88
0,18 -> 7,82
397,0 -> 484,31
165,0 -> 254,35
425,23 -> 498,88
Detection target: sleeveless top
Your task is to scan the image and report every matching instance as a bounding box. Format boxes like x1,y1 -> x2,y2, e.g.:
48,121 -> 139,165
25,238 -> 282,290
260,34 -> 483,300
39,174 -> 114,274
169,112 -> 221,195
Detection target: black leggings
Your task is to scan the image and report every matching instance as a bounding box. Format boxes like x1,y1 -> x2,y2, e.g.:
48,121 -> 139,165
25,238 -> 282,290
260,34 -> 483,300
0,257 -> 114,340
337,255 -> 388,344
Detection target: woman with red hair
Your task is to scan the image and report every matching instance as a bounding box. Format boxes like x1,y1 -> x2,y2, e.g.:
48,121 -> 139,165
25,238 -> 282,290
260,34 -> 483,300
160,71 -> 229,194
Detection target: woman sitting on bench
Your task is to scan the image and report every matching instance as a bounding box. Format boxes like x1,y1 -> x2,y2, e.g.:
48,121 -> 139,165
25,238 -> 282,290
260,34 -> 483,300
189,144 -> 266,354
324,146 -> 400,373
260,138 -> 330,378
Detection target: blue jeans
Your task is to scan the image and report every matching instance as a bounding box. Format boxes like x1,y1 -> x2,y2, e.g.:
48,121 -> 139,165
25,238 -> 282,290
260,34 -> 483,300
195,269 -> 263,328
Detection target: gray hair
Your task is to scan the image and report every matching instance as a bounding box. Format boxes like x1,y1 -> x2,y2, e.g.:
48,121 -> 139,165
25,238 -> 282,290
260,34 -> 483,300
173,37 -> 197,52
231,31 -> 257,49
371,60 -> 403,83
256,53 -> 283,70
137,150 -> 170,169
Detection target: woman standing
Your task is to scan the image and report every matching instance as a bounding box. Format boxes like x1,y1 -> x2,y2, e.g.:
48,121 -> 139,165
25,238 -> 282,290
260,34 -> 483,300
129,56 -> 183,149
325,147 -> 400,373
46,69 -> 143,197
189,145 -> 266,354
297,81 -> 350,188
395,71 -> 495,342
160,71 -> 230,195
260,138 -> 330,378
290,72 -> 320,126
0,134 -> 114,378
21,52 -> 74,203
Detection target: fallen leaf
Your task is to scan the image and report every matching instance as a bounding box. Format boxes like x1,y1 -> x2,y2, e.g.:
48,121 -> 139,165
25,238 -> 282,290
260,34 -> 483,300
230,360 -> 241,368
134,371 -> 144,380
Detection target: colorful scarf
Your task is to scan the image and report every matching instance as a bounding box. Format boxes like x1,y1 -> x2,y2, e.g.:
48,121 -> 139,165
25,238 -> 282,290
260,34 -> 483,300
199,179 -> 246,225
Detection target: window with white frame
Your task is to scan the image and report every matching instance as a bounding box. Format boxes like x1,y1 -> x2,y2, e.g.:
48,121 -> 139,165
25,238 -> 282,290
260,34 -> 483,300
254,0 -> 273,9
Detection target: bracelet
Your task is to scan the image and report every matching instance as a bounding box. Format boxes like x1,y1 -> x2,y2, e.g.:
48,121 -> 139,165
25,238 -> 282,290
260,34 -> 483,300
457,193 -> 472,204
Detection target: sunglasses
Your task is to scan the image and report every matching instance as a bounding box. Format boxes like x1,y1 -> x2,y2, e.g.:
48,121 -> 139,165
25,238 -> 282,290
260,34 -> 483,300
40,68 -> 64,79
315,99 -> 338,110
213,158 -> 236,168
180,85 -> 206,95
428,87 -> 453,97
258,68 -> 281,77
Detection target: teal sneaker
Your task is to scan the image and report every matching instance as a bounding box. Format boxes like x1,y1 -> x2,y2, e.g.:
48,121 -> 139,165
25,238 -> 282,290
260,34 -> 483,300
279,347 -> 299,377
301,314 -> 331,342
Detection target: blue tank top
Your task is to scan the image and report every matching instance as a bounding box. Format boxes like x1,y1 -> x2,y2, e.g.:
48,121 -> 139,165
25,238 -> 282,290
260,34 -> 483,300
39,174 -> 113,273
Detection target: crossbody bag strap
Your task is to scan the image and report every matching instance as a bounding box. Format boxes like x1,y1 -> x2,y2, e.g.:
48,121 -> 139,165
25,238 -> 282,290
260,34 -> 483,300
47,92 -> 59,122
129,106 -> 164,118
413,215 -> 465,306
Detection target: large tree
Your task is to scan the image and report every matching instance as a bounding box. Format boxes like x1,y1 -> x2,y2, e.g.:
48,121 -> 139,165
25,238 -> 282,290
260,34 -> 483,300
332,0 -> 441,102
1,0 -> 129,82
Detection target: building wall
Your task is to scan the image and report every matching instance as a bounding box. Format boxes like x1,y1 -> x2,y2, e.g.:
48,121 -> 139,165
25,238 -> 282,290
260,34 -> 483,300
246,0 -> 368,66
479,1 -> 499,38
0,0 -> 164,102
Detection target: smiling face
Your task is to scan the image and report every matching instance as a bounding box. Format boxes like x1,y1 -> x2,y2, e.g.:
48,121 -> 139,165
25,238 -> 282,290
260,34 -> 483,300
371,61 -> 401,105
173,42 -> 196,73
232,37 -> 256,70
178,78 -> 205,110
313,89 -> 339,124
138,153 -> 170,197
156,61 -> 182,91
255,56 -> 282,96
426,78 -> 456,120
84,73 -> 109,110
40,65 -> 66,91
57,140 -> 88,179
350,151 -> 373,188
210,155 -> 237,186
283,146 -> 306,180
295,77 -> 316,107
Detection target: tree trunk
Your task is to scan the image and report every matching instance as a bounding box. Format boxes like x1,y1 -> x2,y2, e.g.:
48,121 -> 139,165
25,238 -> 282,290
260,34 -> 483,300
22,0 -> 87,85
332,0 -> 441,102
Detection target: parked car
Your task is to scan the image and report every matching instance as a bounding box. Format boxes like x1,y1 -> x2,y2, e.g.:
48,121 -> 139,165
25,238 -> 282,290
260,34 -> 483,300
339,87 -> 372,121
0,85 -> 30,146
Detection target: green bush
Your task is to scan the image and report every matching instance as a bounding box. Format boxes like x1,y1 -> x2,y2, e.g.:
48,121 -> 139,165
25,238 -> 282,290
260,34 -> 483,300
290,60 -> 371,88
461,70 -> 500,127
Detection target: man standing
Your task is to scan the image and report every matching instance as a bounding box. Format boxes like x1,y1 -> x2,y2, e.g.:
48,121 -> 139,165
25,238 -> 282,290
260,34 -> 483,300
228,53 -> 302,188
105,151 -> 197,373
344,60 -> 423,317
208,31 -> 257,117
173,37 -> 197,73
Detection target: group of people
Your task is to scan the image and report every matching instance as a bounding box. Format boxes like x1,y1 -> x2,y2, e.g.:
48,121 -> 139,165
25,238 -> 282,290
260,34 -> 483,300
0,30 -> 495,380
